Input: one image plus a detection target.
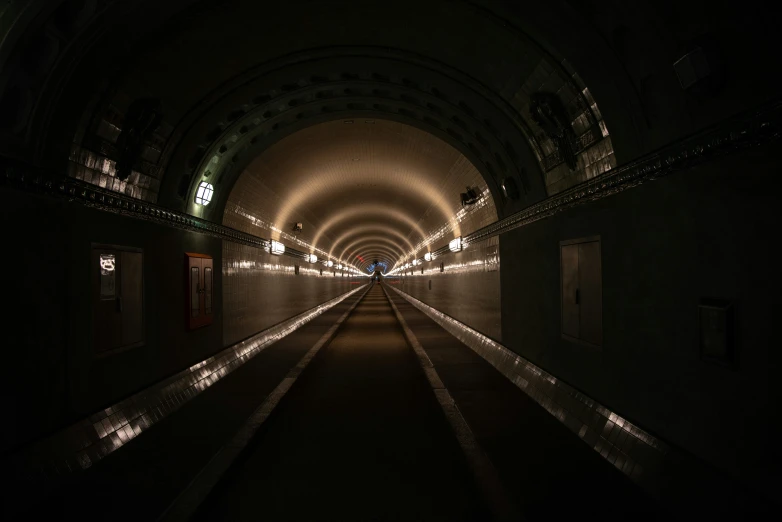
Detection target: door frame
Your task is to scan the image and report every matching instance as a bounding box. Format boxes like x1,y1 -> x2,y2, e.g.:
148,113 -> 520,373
91,243 -> 146,358
559,236 -> 602,349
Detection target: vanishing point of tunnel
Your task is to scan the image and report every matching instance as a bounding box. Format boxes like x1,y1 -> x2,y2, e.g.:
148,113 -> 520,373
1,1 -> 779,521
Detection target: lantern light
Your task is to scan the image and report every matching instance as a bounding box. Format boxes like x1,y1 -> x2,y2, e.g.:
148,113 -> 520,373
194,181 -> 214,206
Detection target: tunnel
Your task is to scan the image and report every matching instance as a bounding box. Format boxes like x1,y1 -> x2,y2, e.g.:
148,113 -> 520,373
0,1 -> 779,520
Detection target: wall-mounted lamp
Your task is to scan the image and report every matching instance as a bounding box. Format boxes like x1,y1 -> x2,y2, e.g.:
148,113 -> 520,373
327,260 -> 333,267
195,181 -> 214,206
412,259 -> 418,266
449,237 -> 463,252
337,264 -> 343,269
309,254 -> 317,263
424,252 -> 433,262
270,240 -> 285,255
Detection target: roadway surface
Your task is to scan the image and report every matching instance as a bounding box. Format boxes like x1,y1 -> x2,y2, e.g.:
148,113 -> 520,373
194,283 -> 489,521
193,283 -> 656,521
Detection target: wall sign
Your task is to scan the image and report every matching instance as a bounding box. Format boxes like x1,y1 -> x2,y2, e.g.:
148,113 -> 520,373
99,254 -> 116,298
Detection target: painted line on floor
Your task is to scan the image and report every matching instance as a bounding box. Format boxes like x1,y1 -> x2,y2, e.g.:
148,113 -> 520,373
8,284 -> 371,483
156,285 -> 371,522
381,284 -> 522,522
386,285 -> 668,490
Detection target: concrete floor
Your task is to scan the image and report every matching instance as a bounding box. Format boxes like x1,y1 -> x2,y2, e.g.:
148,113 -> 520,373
194,285 -> 489,521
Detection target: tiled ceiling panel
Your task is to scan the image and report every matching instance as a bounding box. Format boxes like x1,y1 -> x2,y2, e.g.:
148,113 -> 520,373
223,119 -> 497,271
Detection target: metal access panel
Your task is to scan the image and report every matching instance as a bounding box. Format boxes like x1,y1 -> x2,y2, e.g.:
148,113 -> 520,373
185,252 -> 214,330
560,236 -> 602,348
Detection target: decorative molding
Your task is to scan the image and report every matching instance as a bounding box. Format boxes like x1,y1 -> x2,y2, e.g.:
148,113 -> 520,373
2,99 -> 781,262
0,161 -> 316,262
460,98 -> 782,247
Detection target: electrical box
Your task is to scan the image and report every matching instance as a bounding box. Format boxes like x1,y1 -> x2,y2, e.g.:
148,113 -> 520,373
185,252 -> 214,330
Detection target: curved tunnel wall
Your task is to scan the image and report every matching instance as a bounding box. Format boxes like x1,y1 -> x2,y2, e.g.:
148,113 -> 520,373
390,235 -> 502,341
220,118 -> 500,346
0,0 -> 779,508
222,241 -> 365,347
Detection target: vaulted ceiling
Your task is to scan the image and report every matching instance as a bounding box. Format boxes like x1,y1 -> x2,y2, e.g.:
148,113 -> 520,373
1,0 -> 778,266
221,119 -> 497,271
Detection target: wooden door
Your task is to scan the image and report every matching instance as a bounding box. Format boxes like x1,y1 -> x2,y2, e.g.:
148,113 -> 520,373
560,243 -> 580,339
121,251 -> 144,346
186,253 -> 214,329
578,241 -> 602,346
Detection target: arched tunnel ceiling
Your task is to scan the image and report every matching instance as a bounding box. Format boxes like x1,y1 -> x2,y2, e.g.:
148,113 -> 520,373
4,0 -> 778,239
141,0 -> 573,218
222,119 -> 498,272
0,0 -> 634,224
